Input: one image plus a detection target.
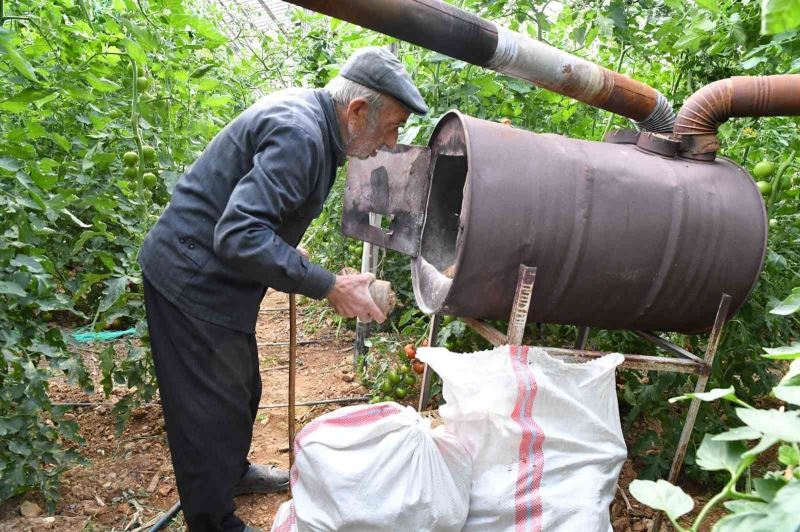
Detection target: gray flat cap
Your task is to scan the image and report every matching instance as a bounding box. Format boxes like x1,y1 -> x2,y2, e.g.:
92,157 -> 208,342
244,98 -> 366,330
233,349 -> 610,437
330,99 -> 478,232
340,47 -> 429,115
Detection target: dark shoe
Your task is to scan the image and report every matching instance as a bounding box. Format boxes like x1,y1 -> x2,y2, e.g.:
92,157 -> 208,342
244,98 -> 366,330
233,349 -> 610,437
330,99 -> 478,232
234,464 -> 290,496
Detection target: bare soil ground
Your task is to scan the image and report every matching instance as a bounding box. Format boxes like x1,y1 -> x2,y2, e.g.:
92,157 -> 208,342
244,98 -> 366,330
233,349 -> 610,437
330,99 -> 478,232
0,290 -> 721,531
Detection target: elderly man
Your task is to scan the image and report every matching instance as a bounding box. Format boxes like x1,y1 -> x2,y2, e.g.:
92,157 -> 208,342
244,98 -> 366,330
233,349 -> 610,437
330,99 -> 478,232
138,47 -> 428,532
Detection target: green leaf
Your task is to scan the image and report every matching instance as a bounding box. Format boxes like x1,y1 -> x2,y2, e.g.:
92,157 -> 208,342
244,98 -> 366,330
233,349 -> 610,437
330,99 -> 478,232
172,14 -> 227,43
629,479 -> 694,520
774,385 -> 800,406
0,29 -> 38,82
98,277 -> 128,313
737,408 -> 800,442
722,499 -> 770,513
778,444 -> 800,466
763,343 -> 800,360
0,157 -> 21,172
754,478 -> 786,503
0,281 -> 27,297
123,38 -> 146,65
761,0 -> 800,35
8,439 -> 31,456
0,88 -> 57,113
712,426 -> 763,441
770,287 -> 800,315
695,0 -> 719,11
696,435 -> 746,475
203,94 -> 232,107
84,73 -> 121,92
11,255 -> 44,273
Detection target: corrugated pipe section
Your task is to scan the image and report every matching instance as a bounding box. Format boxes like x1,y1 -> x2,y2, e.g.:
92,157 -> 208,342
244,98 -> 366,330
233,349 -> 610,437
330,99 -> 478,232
674,74 -> 800,160
287,0 -> 676,133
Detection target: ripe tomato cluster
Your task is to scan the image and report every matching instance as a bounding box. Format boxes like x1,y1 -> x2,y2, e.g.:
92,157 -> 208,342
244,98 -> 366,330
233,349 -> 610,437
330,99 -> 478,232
404,342 -> 427,376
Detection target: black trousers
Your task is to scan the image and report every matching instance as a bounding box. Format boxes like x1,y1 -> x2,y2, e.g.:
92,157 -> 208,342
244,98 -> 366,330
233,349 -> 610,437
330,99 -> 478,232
143,277 -> 261,532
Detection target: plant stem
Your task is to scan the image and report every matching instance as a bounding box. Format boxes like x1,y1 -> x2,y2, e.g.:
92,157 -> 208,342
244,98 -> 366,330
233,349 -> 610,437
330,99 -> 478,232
767,150 -> 796,217
728,489 -> 762,502
692,459 -> 753,529
601,44 -> 627,138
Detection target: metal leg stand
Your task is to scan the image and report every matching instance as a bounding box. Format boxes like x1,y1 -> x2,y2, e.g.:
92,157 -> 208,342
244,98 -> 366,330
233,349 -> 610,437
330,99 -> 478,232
651,293 -> 731,532
575,326 -> 590,350
417,314 -> 442,412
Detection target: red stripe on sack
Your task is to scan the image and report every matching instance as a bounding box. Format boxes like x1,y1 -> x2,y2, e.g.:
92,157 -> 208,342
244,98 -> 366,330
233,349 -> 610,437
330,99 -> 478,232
273,500 -> 296,532
510,345 -> 545,532
290,403 -> 402,486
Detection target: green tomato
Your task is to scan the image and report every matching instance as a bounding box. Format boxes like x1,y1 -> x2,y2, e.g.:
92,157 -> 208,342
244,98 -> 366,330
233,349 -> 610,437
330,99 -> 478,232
398,365 -> 410,375
123,166 -> 138,179
756,181 -> 772,195
403,374 -> 415,386
753,160 -> 776,180
387,371 -> 402,385
369,396 -> 381,404
381,396 -> 393,403
136,76 -> 150,91
143,172 -> 157,188
394,387 -> 408,399
379,380 -> 393,394
123,151 -> 139,166
142,145 -> 156,163
143,189 -> 153,201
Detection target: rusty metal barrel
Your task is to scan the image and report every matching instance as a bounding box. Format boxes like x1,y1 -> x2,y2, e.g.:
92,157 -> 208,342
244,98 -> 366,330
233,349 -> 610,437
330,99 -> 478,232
411,112 -> 767,333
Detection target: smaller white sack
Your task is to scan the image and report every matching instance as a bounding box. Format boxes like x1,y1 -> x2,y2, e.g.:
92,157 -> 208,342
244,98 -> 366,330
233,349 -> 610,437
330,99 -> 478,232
289,402 -> 472,532
270,500 -> 297,532
417,345 -> 627,532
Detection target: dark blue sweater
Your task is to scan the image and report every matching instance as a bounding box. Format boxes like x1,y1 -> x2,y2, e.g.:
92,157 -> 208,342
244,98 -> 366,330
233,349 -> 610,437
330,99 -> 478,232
138,89 -> 343,333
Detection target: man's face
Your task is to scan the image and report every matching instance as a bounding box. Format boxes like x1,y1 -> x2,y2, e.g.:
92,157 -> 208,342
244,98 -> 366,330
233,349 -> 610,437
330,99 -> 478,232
344,96 -> 411,160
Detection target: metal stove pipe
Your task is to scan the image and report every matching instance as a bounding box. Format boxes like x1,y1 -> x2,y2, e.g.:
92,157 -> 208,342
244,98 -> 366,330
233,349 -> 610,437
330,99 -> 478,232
285,0 -> 676,133
674,74 -> 800,160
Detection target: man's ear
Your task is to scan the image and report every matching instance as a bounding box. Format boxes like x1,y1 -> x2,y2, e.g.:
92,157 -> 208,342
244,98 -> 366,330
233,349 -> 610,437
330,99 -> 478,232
346,98 -> 370,126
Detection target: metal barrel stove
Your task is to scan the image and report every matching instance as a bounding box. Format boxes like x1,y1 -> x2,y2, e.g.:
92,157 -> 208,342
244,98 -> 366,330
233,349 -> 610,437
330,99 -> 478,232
344,111 -> 768,334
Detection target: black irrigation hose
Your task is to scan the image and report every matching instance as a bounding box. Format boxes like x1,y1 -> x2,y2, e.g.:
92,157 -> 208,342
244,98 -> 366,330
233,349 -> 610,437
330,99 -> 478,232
149,500 -> 181,531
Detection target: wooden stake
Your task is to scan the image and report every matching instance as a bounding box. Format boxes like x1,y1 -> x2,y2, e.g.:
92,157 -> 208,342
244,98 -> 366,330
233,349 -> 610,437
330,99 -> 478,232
288,293 -> 297,468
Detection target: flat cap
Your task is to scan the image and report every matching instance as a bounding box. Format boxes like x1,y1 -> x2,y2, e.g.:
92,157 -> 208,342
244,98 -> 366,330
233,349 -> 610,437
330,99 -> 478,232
340,47 -> 429,115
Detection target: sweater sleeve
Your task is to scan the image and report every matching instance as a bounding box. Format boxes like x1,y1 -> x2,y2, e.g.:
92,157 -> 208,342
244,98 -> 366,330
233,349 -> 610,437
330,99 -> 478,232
213,124 -> 336,299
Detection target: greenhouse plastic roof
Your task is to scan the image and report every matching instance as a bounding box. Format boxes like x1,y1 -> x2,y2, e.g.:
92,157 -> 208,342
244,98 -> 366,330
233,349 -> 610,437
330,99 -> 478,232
215,0 -> 293,36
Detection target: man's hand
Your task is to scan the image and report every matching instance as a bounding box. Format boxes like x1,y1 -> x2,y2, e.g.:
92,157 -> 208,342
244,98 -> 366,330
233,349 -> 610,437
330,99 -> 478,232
297,246 -> 309,259
327,273 -> 386,323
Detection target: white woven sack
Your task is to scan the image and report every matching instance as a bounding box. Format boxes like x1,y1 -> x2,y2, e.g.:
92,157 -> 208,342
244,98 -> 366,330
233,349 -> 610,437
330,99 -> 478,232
282,402 -> 472,532
416,345 -> 627,532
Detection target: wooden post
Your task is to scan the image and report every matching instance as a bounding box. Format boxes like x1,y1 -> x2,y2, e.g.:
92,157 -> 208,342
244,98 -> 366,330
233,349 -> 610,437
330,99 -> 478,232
288,293 -> 297,468
417,314 -> 442,412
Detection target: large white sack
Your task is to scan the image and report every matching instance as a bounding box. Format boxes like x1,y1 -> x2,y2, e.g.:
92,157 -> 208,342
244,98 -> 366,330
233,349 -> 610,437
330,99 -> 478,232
285,402 -> 472,532
416,345 -> 627,532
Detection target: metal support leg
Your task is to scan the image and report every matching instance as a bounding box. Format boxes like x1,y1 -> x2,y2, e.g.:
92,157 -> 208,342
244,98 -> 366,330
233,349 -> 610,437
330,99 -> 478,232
417,314 -> 442,412
506,265 -> 537,345
353,215 -> 381,371
651,293 -> 731,532
574,326 -> 590,350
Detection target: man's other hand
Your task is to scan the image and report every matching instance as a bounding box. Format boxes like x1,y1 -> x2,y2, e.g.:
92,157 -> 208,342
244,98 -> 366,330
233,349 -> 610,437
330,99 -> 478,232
327,273 -> 386,323
297,246 -> 309,259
